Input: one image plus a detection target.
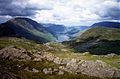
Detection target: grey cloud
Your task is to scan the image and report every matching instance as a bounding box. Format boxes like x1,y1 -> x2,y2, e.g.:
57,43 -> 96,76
95,0 -> 120,20
0,0 -> 119,25
107,7 -> 120,20
0,0 -> 39,16
97,7 -> 120,20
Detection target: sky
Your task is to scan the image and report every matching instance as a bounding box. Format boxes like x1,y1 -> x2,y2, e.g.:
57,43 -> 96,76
0,0 -> 120,26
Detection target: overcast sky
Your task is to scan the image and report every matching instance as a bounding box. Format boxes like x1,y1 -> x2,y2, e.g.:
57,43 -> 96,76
0,0 -> 120,26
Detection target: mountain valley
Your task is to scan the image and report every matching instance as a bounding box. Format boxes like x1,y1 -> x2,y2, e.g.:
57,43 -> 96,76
0,18 -> 120,79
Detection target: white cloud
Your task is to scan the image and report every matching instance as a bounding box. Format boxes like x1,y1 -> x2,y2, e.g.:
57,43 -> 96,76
0,15 -> 12,23
29,0 -> 119,26
0,0 -> 119,26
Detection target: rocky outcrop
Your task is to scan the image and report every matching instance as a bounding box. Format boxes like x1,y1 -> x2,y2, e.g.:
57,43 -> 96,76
43,68 -> 64,75
0,46 -> 31,60
43,68 -> 53,75
35,51 -> 120,78
0,46 -> 120,78
33,53 -> 43,61
24,67 -> 39,73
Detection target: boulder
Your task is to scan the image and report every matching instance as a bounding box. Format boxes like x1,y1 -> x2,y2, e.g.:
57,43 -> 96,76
32,68 -> 39,73
82,52 -> 90,55
61,58 -> 71,65
66,59 -> 79,72
58,70 -> 64,75
77,60 -> 115,78
45,54 -> 56,61
105,53 -> 117,58
53,68 -> 58,72
113,70 -> 120,78
33,53 -> 43,61
53,57 -> 62,64
43,68 -> 52,75
0,46 -> 31,60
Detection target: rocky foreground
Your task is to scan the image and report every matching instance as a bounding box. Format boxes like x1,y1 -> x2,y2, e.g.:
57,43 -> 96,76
0,45 -> 120,79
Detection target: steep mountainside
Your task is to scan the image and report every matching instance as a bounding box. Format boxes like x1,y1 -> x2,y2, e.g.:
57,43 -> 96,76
43,23 -> 66,34
0,17 -> 56,43
68,26 -> 120,55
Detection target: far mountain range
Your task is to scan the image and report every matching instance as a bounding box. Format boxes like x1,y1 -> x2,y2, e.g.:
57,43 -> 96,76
0,17 -> 120,55
0,17 -> 120,43
0,17 -> 90,42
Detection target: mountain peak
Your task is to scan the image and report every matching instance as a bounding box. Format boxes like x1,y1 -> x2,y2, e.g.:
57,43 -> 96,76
0,17 -> 56,43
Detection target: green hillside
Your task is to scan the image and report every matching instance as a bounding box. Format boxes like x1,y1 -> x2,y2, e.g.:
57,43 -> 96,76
0,37 -> 101,79
0,18 -> 56,43
67,27 -> 120,55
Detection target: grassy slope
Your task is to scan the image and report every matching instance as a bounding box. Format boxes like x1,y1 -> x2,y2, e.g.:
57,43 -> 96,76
0,37 -> 120,69
78,27 -> 120,41
67,27 -> 120,55
47,43 -> 120,69
0,37 -> 119,70
0,37 -> 102,79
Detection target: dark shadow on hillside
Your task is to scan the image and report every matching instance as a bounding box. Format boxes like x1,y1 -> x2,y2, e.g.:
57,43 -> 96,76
88,40 -> 120,55
68,37 -> 120,55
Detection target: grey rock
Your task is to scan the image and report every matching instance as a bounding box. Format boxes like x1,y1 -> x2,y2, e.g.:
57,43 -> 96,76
78,60 -> 85,65
77,60 -> 115,78
46,54 -> 56,61
43,68 -> 52,75
48,68 -> 52,71
106,53 -> 117,58
0,46 -> 31,60
24,67 -> 31,72
53,68 -> 58,72
96,60 -> 107,68
32,68 -> 39,73
43,68 -> 49,74
82,52 -> 90,55
113,70 -> 120,77
58,70 -> 64,75
61,49 -> 68,52
53,57 -> 62,64
33,53 -> 43,61
61,58 -> 71,65
66,59 -> 79,72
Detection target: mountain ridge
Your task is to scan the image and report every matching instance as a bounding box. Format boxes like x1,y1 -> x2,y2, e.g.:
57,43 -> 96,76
91,21 -> 120,28
67,24 -> 120,55
0,17 -> 56,43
